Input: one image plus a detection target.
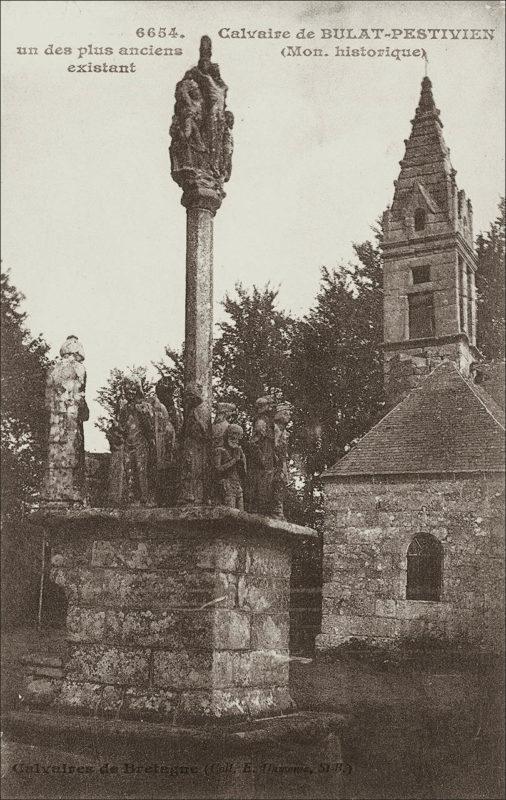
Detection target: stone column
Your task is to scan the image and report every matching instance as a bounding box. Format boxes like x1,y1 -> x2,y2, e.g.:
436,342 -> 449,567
169,35 -> 233,503
184,207 -> 214,431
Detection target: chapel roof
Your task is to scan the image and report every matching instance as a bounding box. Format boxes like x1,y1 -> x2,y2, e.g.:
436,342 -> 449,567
323,361 -> 505,479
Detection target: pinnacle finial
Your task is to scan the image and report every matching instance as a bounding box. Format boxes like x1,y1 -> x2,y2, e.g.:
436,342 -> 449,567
199,35 -> 212,65
417,74 -> 436,113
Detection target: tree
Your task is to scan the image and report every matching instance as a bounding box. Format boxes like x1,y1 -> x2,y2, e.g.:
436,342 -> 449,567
476,198 -> 505,361
1,271 -> 50,627
213,283 -> 295,420
290,236 -> 384,483
1,270 -> 50,514
95,366 -> 152,440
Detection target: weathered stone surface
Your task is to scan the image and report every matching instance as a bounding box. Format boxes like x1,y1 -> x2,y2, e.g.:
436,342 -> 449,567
122,687 -> 177,719
213,609 -> 250,650
66,646 -> 150,685
169,36 -> 233,212
36,505 -> 317,543
178,686 -> 293,720
33,508 -> 308,719
56,681 -> 104,713
250,613 -> 289,650
21,677 -> 62,708
153,652 -> 212,689
319,475 -> 504,650
42,335 -> 89,505
104,609 -> 213,648
211,650 -> 289,688
67,606 -> 106,642
237,575 -> 289,613
245,544 -> 290,577
68,567 -> 216,608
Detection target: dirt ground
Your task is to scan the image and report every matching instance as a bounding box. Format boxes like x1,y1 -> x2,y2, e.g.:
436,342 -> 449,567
1,627 -> 504,799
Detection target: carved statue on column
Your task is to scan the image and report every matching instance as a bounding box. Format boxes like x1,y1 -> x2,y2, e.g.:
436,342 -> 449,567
212,402 -> 237,449
214,423 -> 247,510
247,396 -> 275,515
43,335 -> 89,505
221,111 -> 234,182
118,379 -> 155,506
106,399 -> 126,507
271,403 -> 292,520
152,378 -> 177,506
178,382 -> 208,505
169,36 -> 233,211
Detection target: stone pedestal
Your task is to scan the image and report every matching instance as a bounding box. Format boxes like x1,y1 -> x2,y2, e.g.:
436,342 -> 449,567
23,507 -> 317,723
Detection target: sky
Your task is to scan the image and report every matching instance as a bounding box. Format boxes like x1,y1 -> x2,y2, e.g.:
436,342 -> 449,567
2,0 -> 504,451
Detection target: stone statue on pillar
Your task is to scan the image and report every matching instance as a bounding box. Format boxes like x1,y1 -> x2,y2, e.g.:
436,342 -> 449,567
106,398 -> 126,507
43,335 -> 89,505
213,424 -> 247,510
170,37 -> 234,506
151,378 -> 177,506
169,35 -> 233,212
118,379 -> 155,506
212,402 -> 237,450
247,396 -> 276,516
272,403 -> 292,520
178,382 -> 208,505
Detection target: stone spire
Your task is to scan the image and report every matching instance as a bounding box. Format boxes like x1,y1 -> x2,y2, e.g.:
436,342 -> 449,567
390,76 -> 453,222
381,75 -> 479,409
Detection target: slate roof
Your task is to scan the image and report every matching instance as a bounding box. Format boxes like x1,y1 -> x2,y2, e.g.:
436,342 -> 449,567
324,362 -> 505,479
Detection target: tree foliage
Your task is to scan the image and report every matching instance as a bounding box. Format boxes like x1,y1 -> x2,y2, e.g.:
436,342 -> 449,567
290,237 -> 384,480
213,283 -> 295,419
1,270 -> 50,514
476,197 -> 505,361
95,366 -> 152,439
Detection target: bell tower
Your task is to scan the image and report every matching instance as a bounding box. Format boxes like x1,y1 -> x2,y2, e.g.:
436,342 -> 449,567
381,76 -> 479,407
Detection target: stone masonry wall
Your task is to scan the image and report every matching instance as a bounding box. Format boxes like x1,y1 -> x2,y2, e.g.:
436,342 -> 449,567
317,475 -> 504,652
22,514 -> 297,722
384,338 -> 474,408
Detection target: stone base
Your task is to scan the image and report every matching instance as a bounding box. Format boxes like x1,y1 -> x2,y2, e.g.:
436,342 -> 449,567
5,709 -> 348,799
27,506 -> 317,722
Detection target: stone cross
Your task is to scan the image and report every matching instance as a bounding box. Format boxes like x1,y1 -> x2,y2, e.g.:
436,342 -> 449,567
169,36 -> 233,503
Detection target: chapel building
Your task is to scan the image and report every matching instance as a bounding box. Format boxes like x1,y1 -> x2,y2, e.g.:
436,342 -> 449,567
317,77 -> 505,652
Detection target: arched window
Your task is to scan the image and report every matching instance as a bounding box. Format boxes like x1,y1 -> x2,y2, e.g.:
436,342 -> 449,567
414,208 -> 427,231
406,534 -> 443,601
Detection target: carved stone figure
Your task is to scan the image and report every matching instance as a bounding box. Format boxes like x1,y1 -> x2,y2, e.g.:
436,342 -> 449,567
169,36 -> 233,211
169,78 -> 207,173
247,396 -> 275,515
152,378 -> 177,506
106,414 -> 126,507
212,402 -> 237,449
272,403 -> 292,520
118,379 -> 155,505
178,382 -> 208,505
43,335 -> 89,504
221,110 -> 234,182
214,424 -> 246,510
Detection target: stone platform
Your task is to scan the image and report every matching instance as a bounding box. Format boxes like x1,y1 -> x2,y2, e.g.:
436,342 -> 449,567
23,506 -> 317,722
